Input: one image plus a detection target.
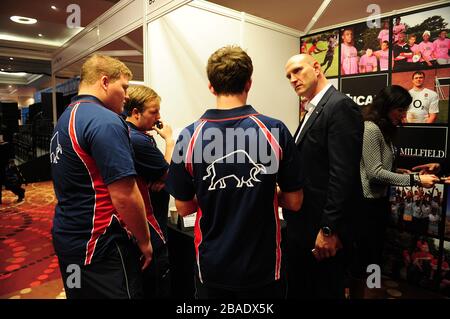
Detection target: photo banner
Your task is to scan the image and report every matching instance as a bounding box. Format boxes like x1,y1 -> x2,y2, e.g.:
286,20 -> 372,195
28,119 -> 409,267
340,73 -> 388,106
394,126 -> 448,169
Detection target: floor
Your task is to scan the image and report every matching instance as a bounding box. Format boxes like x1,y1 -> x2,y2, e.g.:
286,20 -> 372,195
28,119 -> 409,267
0,181 -> 445,300
349,275 -> 445,299
0,181 -> 65,299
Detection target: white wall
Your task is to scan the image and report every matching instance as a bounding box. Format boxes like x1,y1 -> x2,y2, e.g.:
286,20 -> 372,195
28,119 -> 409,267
148,4 -> 240,134
147,1 -> 300,134
243,21 -> 300,131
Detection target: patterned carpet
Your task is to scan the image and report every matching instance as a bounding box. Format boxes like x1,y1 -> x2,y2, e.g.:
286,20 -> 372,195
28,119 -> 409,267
0,181 -> 65,299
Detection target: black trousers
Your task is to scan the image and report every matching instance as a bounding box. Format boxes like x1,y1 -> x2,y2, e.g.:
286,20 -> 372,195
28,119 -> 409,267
353,197 -> 390,277
286,244 -> 347,299
58,239 -> 144,299
142,245 -> 171,298
194,276 -> 285,299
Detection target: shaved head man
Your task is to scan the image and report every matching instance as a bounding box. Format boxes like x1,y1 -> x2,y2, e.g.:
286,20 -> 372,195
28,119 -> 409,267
283,54 -> 363,299
285,54 -> 328,101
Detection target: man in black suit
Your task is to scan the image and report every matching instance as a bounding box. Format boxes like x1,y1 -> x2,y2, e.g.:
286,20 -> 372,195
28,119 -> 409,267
284,54 -> 363,298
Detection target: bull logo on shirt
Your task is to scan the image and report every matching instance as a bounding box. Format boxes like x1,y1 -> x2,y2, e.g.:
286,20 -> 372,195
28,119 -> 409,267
203,150 -> 267,191
50,132 -> 63,164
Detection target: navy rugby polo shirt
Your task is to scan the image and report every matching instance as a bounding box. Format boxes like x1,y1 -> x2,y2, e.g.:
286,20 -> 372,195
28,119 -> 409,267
51,95 -> 137,265
127,121 -> 169,251
166,105 -> 303,290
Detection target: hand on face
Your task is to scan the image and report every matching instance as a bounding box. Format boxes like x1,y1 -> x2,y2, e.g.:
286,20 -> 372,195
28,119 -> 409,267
153,120 -> 173,141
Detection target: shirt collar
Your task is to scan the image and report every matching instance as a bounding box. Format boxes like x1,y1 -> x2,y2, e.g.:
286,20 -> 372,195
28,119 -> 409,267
71,94 -> 106,107
126,121 -> 139,131
304,102 -> 314,112
126,121 -> 156,143
200,105 -> 259,120
308,83 -> 332,110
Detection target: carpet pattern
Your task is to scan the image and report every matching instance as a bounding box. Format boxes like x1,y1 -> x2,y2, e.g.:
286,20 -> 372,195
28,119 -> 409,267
0,181 -> 65,299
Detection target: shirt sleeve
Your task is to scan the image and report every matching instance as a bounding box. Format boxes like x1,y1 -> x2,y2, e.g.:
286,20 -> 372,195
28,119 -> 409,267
131,133 -> 169,183
362,122 -> 410,186
429,91 -> 439,114
166,127 -> 196,201
86,117 -> 136,185
277,122 -> 304,192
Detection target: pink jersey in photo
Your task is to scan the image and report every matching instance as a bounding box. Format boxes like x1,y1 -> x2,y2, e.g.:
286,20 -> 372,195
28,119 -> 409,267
359,54 -> 377,72
378,29 -> 390,43
393,24 -> 406,41
376,49 -> 389,70
419,41 -> 435,60
341,44 -> 358,75
433,38 -> 450,59
407,44 -> 420,62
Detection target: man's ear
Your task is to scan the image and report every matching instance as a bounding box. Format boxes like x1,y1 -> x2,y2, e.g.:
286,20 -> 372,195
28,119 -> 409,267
313,62 -> 321,75
208,82 -> 217,96
131,107 -> 140,118
100,76 -> 109,90
244,79 -> 252,93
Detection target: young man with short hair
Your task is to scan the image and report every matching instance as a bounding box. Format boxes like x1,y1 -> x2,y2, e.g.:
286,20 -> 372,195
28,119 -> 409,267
51,54 -> 152,299
167,46 -> 303,298
406,71 -> 439,123
124,85 -> 174,298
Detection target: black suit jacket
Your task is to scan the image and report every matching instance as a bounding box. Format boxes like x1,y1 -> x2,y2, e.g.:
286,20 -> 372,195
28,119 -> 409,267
284,86 -> 363,251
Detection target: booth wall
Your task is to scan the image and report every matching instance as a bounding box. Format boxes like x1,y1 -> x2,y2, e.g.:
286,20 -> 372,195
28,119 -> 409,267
147,3 -> 300,134
148,4 -> 240,133
244,21 -> 300,132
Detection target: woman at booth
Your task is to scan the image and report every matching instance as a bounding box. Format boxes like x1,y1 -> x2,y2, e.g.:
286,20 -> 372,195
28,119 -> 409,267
356,85 -> 439,276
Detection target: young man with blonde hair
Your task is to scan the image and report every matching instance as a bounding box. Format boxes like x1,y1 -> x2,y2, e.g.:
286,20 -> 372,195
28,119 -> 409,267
51,54 -> 152,298
124,85 -> 175,298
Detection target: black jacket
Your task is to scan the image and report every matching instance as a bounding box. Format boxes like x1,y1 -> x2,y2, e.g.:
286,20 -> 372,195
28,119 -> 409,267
284,86 -> 363,251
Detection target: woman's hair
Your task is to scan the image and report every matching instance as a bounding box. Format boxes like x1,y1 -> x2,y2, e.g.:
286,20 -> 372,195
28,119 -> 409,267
362,85 -> 412,143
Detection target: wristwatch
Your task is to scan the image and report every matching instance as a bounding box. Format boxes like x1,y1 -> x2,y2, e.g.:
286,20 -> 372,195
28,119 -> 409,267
321,226 -> 333,237
410,173 -> 421,186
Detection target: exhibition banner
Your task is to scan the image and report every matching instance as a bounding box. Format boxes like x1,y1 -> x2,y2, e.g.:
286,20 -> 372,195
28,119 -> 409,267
340,73 -> 389,106
394,126 -> 448,169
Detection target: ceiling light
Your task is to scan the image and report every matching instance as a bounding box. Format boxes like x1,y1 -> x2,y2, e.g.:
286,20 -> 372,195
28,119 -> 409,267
51,5 -> 57,10
10,15 -> 37,25
9,57 -> 13,60
38,33 -> 43,37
